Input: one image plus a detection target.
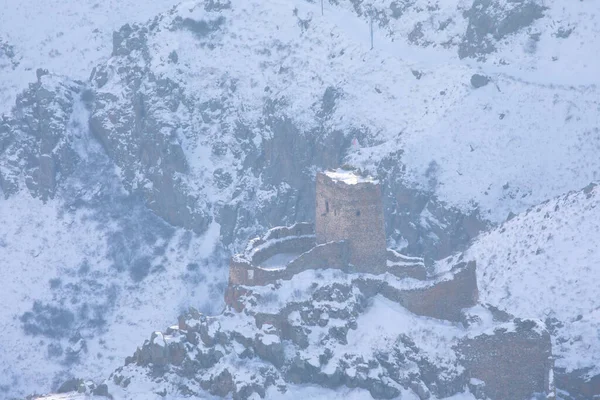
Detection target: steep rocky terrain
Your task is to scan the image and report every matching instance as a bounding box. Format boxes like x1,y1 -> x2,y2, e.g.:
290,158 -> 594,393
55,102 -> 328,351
1,0 -> 599,399
102,270 -> 550,400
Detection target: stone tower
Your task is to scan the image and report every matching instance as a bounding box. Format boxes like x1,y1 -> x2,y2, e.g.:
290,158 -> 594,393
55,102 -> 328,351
315,169 -> 387,273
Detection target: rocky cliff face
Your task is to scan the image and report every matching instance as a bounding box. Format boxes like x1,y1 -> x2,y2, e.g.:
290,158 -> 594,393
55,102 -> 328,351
0,72 -> 83,200
3,0 -> 496,264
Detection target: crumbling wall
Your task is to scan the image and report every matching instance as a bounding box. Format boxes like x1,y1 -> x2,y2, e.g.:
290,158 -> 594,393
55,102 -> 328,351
457,319 -> 554,400
555,368 -> 600,400
381,261 -> 478,321
228,258 -> 252,285
263,222 -> 314,241
250,236 -> 316,266
227,241 -> 349,288
283,240 -> 350,277
244,223 -> 314,253
227,259 -> 279,287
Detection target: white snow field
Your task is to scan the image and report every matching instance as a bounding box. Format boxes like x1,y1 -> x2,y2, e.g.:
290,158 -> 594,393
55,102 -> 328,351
0,0 -> 183,115
0,189 -> 227,396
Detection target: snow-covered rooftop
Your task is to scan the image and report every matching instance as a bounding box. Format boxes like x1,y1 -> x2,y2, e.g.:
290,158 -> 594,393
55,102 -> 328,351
324,169 -> 378,185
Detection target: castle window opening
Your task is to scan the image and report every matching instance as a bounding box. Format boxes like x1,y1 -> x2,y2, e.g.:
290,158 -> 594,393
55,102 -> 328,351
326,201 -> 329,213
356,210 -> 361,216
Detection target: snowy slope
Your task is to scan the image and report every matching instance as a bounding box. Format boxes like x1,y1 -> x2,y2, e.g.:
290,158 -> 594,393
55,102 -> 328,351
457,183 -> 600,377
142,0 -> 600,220
326,0 -> 600,84
0,109 -> 227,398
0,193 -> 226,397
0,0 -> 183,115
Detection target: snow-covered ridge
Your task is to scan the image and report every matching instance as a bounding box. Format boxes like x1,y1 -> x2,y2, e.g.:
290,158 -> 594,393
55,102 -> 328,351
0,0 -> 185,116
464,183 -> 600,376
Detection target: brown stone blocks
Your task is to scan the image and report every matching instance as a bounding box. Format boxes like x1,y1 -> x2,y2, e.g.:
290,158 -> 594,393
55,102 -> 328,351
315,172 -> 387,273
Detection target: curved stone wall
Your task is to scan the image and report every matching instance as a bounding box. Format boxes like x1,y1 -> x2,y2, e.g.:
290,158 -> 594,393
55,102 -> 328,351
250,236 -> 316,266
263,222 -> 315,241
228,240 -> 349,288
380,261 -> 478,322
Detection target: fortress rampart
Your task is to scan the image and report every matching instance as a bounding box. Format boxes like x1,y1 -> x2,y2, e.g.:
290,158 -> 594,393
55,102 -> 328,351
379,261 -> 478,322
386,249 -> 428,280
228,222 -> 353,287
225,222 -> 480,323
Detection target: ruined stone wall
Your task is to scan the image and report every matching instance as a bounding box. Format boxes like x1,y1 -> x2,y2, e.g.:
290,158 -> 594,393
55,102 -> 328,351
381,261 -> 478,321
555,369 -> 600,400
263,222 -> 314,241
250,236 -> 316,266
284,241 -> 350,277
228,241 -> 349,288
243,222 -> 314,260
315,172 -> 387,274
457,320 -> 553,400
229,258 -> 252,285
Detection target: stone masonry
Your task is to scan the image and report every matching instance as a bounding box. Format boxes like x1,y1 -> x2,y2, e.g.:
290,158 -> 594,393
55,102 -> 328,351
458,320 -> 554,400
221,168 -> 554,400
315,170 -> 387,274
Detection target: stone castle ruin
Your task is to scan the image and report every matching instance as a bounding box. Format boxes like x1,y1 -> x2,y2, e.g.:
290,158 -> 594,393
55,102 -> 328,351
123,169 -> 555,400
218,168 -> 555,400
225,169 -> 469,298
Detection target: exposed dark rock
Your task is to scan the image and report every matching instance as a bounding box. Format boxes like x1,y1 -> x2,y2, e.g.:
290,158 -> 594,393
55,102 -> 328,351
204,0 -> 232,12
470,74 -> 490,88
459,0 -> 545,59
0,40 -> 20,69
57,378 -> 84,393
554,26 -> 574,39
0,74 -> 82,200
21,301 -> 75,338
555,368 -> 600,400
177,16 -> 226,39
389,1 -> 414,19
320,86 -> 342,117
92,383 -> 110,397
378,154 -> 489,263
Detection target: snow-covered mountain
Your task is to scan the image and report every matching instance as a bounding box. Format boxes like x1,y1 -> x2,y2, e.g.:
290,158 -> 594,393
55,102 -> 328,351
1,0 -> 599,399
466,183 -> 600,385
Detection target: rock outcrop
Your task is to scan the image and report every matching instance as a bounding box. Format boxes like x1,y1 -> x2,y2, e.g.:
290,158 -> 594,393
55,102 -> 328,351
0,73 -> 83,200
109,267 -> 552,400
